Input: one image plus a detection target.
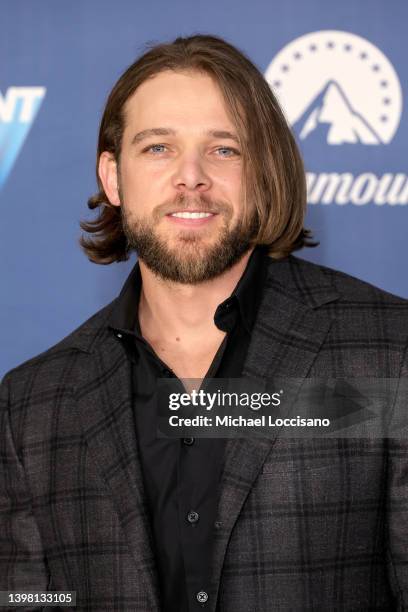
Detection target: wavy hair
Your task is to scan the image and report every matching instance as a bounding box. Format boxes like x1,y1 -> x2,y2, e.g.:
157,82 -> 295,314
80,34 -> 315,263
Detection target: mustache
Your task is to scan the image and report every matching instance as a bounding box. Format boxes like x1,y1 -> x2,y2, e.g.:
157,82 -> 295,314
154,194 -> 232,217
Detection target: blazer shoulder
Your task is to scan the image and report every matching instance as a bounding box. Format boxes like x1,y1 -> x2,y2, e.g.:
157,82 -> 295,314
1,299 -> 117,388
269,254 -> 408,308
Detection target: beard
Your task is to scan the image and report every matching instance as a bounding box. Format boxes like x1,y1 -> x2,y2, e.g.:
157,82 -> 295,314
121,195 -> 256,284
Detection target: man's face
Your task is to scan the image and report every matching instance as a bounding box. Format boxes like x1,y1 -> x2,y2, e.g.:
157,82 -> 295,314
100,69 -> 254,283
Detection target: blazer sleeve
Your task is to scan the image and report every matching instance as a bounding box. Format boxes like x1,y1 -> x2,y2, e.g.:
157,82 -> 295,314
387,341 -> 408,611
0,373 -> 50,608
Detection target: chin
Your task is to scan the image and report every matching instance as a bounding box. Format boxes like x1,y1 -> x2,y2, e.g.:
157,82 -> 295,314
169,232 -> 216,247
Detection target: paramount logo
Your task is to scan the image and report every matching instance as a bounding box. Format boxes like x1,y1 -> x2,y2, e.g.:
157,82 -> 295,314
266,31 -> 403,146
306,172 -> 408,205
267,32 -> 406,207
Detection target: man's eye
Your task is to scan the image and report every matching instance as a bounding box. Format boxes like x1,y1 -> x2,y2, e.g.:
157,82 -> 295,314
216,147 -> 240,157
143,144 -> 167,154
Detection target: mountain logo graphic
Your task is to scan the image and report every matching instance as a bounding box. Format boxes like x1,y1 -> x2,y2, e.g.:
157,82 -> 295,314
0,87 -> 46,190
265,31 -> 402,145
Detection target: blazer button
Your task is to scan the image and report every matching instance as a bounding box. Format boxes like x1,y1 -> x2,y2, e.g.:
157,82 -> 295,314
196,591 -> 209,604
183,437 -> 195,446
187,510 -> 199,524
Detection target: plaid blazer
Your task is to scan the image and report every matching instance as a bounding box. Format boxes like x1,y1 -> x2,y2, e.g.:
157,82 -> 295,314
1,255 -> 408,612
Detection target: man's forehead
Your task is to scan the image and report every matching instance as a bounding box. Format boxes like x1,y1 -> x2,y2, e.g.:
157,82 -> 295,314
120,69 -> 248,147
123,69 -> 235,125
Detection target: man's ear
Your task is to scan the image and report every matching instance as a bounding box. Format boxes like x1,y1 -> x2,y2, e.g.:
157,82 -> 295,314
98,152 -> 121,206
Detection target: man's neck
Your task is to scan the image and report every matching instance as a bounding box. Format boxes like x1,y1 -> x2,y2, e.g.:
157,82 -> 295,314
138,249 -> 254,342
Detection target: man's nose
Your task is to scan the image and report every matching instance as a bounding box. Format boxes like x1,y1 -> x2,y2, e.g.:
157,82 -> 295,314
171,152 -> 212,192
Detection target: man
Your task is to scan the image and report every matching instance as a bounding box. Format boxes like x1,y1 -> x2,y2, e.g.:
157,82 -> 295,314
1,34 -> 408,612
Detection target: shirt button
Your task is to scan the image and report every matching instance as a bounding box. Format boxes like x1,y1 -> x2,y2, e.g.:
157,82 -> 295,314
196,591 -> 208,604
116,333 -> 123,339
183,437 -> 195,446
187,510 -> 199,524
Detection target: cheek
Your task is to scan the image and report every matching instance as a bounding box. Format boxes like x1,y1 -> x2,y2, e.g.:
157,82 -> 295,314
224,177 -> 243,211
120,168 -> 150,205
121,159 -> 168,193
215,165 -> 243,193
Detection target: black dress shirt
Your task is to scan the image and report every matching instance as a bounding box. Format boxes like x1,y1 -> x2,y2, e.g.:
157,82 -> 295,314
108,246 -> 268,612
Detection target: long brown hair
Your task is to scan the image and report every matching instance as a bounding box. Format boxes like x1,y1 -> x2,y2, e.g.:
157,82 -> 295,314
80,34 -> 315,264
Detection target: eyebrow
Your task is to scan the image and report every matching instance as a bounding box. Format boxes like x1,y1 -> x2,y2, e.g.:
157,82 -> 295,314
131,127 -> 240,146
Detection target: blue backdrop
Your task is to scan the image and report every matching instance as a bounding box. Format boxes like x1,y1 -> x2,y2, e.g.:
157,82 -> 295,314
1,0 -> 407,377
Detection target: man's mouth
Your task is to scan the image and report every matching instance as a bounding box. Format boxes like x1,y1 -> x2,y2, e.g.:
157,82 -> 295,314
168,211 -> 215,219
164,209 -> 218,227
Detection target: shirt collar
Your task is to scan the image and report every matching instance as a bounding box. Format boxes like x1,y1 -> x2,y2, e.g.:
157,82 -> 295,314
108,245 -> 269,336
213,245 -> 269,333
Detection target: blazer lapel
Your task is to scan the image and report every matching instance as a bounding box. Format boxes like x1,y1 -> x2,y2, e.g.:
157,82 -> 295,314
73,328 -> 160,609
209,256 -> 339,610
